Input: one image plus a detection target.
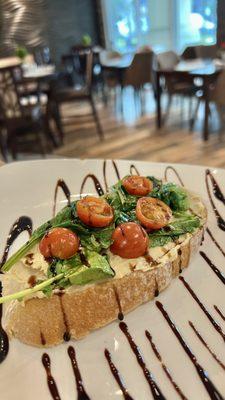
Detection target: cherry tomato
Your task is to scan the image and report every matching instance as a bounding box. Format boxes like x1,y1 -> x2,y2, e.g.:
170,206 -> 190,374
136,197 -> 172,230
110,222 -> 149,259
122,175 -> 153,196
39,228 -> 79,259
76,196 -> 114,227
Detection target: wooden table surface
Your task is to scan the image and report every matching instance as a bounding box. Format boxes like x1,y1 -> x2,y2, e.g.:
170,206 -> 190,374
0,57 -> 21,70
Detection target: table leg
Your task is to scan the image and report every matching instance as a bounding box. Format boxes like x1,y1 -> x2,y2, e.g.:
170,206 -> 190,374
203,80 -> 209,141
156,71 -> 161,129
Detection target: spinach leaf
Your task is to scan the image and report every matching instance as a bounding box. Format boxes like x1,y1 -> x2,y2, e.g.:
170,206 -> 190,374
151,183 -> 189,211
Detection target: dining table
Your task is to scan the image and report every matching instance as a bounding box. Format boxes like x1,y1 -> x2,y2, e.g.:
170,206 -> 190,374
155,58 -> 224,141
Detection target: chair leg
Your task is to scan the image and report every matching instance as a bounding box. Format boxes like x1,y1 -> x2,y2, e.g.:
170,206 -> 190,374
52,101 -> 64,144
163,94 -> 172,125
44,104 -> 60,148
0,128 -> 8,162
90,94 -> 104,140
189,98 -> 201,132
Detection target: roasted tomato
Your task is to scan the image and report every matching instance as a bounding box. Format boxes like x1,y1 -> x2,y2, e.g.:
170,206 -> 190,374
136,197 -> 172,230
76,196 -> 114,227
122,175 -> 153,196
39,227 -> 79,259
110,222 -> 149,259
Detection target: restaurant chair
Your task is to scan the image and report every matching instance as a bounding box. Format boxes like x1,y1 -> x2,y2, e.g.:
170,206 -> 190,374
0,66 -> 55,159
156,51 -> 198,125
48,50 -> 104,141
181,45 -> 218,60
122,51 -> 154,113
190,70 -> 225,131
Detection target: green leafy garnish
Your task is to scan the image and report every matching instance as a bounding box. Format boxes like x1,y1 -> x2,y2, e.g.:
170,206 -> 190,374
149,211 -> 200,247
151,183 -> 189,211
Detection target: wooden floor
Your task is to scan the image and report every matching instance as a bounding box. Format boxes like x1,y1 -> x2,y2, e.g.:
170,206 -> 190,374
12,88 -> 225,168
53,89 -> 225,169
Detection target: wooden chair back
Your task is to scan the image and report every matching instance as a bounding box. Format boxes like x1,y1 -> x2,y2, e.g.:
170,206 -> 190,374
0,67 -> 23,121
157,51 -> 180,70
210,70 -> 225,106
182,45 -> 218,60
122,51 -> 154,88
85,51 -> 93,90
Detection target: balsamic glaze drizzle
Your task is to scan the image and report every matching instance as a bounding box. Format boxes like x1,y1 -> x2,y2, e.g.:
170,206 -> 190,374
58,293 -> 71,342
67,346 -> 91,400
104,349 -> 134,400
156,301 -> 224,400
53,179 -> 71,217
0,216 -> 32,364
129,164 -> 140,176
189,321 -> 225,371
145,330 -> 188,400
103,160 -> 121,191
205,170 -> 225,231
206,169 -> 225,205
200,251 -> 225,285
80,174 -> 104,197
214,306 -> 225,322
179,276 -> 225,342
0,281 -> 8,364
0,216 -> 33,268
119,322 -> 166,399
164,166 -> 184,186
42,353 -> 61,400
206,228 -> 225,258
113,285 -> 124,321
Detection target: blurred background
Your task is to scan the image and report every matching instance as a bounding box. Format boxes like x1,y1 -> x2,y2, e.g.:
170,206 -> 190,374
0,0 -> 224,167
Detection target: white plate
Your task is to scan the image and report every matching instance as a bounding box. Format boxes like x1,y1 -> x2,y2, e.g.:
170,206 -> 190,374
0,159 -> 225,400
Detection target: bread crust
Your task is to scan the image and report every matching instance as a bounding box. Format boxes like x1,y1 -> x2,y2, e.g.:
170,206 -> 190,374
4,226 -> 204,347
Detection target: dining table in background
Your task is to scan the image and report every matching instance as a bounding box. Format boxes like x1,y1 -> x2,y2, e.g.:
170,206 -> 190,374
155,58 -> 223,141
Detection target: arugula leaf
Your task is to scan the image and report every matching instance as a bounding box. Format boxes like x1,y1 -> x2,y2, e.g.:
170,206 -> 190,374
148,211 -> 200,247
151,183 -> 189,211
149,235 -> 174,248
69,251 -> 114,285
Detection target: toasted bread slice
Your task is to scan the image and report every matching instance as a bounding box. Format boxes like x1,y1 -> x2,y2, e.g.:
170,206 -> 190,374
2,191 -> 206,347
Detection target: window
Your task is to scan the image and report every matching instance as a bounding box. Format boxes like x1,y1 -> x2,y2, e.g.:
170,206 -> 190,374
176,0 -> 217,52
101,0 -> 217,53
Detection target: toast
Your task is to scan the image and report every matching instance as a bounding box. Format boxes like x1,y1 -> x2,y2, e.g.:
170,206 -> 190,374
1,177 -> 207,347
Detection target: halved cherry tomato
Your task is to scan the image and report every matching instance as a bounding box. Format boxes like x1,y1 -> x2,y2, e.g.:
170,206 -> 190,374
110,222 -> 149,259
136,197 -> 172,230
122,175 -> 153,196
76,196 -> 113,227
39,227 -> 79,259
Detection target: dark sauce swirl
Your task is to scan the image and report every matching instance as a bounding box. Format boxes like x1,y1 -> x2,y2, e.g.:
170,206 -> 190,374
214,305 -> 225,322
205,170 -> 225,231
0,281 -> 8,364
42,353 -> 61,400
0,216 -> 32,364
206,228 -> 225,258
67,346 -> 91,400
0,216 -> 32,268
156,301 -> 224,400
53,179 -> 71,217
200,251 -> 225,285
145,330 -> 188,400
164,166 -> 184,186
129,164 -> 140,176
179,276 -> 225,342
103,160 -> 121,191
189,321 -> 225,371
119,322 -> 166,399
80,174 -> 104,197
206,169 -> 225,204
104,349 -> 134,400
